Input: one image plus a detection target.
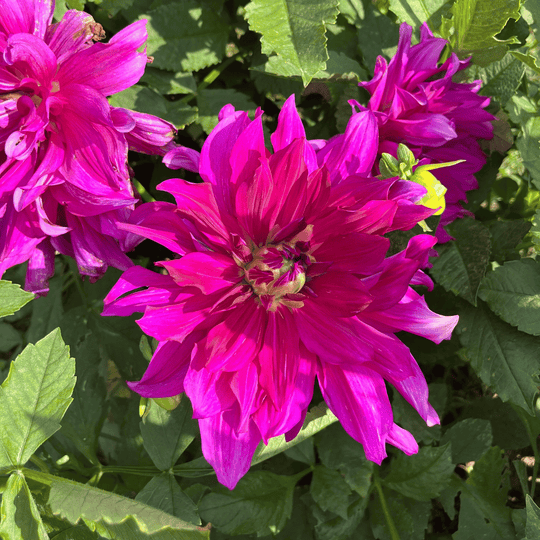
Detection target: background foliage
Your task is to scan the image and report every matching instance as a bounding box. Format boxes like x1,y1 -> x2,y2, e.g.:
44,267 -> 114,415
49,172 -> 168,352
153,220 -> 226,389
2,0 -> 540,538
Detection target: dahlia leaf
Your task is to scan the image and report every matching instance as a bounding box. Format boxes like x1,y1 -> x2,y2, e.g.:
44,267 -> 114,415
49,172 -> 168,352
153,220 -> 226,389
0,472 -> 49,540
532,210 -> 540,250
478,258 -> 540,336
430,218 -> 491,305
454,447 -> 514,540
244,0 -> 339,85
384,443 -> 454,501
511,50 -> 540,74
140,2 -> 228,72
26,276 -> 64,344
0,323 -> 22,353
310,466 -> 352,519
283,437 -> 315,465
22,468 -> 210,539
388,0 -> 451,31
198,471 -> 296,536
141,68 -> 197,95
0,329 -> 75,469
526,495 -> 540,540
516,116 -> 540,190
488,219 -> 531,264
140,398 -> 198,471
135,474 -> 200,525
440,418 -> 493,464
440,0 -> 522,66
457,302 -> 540,415
0,280 -> 34,319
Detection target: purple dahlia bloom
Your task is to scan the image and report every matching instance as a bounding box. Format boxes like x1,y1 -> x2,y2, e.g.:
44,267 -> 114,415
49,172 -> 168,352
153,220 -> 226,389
103,96 -> 459,490
0,0 -> 177,294
354,22 -> 495,242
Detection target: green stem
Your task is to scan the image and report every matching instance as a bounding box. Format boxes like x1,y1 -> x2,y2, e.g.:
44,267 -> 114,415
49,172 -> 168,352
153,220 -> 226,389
373,468 -> 400,540
29,455 -> 50,474
512,404 -> 540,498
133,178 -> 155,203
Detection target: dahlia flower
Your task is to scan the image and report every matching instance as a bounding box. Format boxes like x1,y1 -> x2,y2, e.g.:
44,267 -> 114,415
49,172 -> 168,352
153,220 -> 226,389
103,96 -> 459,490
0,0 -> 177,294
355,22 -> 494,241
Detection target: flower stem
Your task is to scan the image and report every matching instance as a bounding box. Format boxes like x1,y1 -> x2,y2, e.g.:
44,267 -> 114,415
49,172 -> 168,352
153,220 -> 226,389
29,455 -> 50,474
373,468 -> 400,540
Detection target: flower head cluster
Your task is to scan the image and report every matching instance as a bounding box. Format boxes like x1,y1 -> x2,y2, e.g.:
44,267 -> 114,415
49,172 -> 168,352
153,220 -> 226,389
355,22 -> 495,241
0,0 -> 177,294
104,96 -> 459,489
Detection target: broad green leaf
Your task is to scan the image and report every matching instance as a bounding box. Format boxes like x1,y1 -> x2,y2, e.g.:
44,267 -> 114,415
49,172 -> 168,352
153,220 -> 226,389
526,495 -> 540,540
532,210 -> 540,250
388,0 -> 451,31
252,403 -> 338,465
140,397 -> 198,471
245,0 -> 339,86
512,50 -> 540,74
473,52 -> 525,105
198,471 -> 296,536
109,86 -> 197,130
273,493 -> 314,540
136,474 -> 200,525
26,276 -> 64,344
454,447 -> 514,540
516,116 -> 540,190
0,322 -> 22,353
0,280 -> 34,319
512,459 -> 529,495
310,466 -> 352,519
140,2 -> 228,72
441,0 -> 521,66
479,258 -> 540,336
391,391 -> 441,444
370,489 -> 431,540
488,219 -> 531,264
440,418 -> 492,463
338,0 -> 364,25
24,468 -> 210,539
0,329 -> 75,469
283,437 -> 315,465
430,217 -> 491,305
384,443 -> 454,501
457,302 -> 540,414
141,68 -> 197,95
0,472 -> 49,540
438,475 -> 462,520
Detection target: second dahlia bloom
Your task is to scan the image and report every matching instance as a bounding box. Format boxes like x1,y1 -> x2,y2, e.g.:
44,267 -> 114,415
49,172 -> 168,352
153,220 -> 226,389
355,22 -> 495,241
0,0 -> 177,294
103,96 -> 459,490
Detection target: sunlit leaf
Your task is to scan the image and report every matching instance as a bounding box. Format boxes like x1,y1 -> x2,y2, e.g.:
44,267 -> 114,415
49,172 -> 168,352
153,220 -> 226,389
0,280 -> 34,320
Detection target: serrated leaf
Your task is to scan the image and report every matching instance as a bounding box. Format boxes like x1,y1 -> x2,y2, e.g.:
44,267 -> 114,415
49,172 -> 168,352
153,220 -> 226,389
430,217 -> 491,305
517,116 -> 540,190
388,0 -> 451,31
136,474 -> 200,525
140,2 -> 228,72
141,68 -> 197,95
488,219 -> 531,263
0,329 -> 75,469
283,437 -> 315,464
24,468 -> 209,539
0,280 -> 34,319
526,495 -> 540,540
140,397 -> 198,471
198,471 -> 296,536
0,472 -> 50,540
512,50 -> 540,74
478,259 -> 540,336
458,302 -> 540,414
245,0 -> 339,86
384,443 -> 454,501
311,466 -> 352,519
441,418 -> 492,463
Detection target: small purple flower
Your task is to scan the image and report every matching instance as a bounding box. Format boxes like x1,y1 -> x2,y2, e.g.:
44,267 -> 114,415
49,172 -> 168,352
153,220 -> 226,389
103,96 -> 458,490
354,22 -> 495,241
0,0 -> 177,294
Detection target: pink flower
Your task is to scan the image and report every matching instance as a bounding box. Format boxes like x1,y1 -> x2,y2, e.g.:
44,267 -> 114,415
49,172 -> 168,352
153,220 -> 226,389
0,0 -> 177,294
103,96 -> 459,489
355,22 -> 494,241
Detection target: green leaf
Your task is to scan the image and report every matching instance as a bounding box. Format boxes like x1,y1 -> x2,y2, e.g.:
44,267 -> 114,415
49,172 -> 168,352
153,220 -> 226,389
0,322 -> 22,353
109,85 -> 197,129
140,68 -> 197,95
273,493 -> 314,540
457,302 -> 540,414
511,50 -> 540,74
454,447 -> 514,540
0,472 -> 50,540
440,418 -> 493,463
478,259 -> 540,336
24,468 -> 210,539
430,217 -> 491,305
488,219 -> 531,264
26,276 -> 64,344
245,0 -> 339,86
532,210 -> 540,251
310,466 -> 352,519
135,474 -> 200,525
384,443 -> 454,501
198,471 -> 296,536
0,280 -> 34,319
526,495 -> 540,540
140,397 -> 198,471
388,0 -> 451,31
283,437 -> 315,465
0,329 -> 75,469
140,2 -> 228,72
391,391 -> 441,444
441,0 -> 521,66
473,52 -> 525,105
517,116 -> 540,190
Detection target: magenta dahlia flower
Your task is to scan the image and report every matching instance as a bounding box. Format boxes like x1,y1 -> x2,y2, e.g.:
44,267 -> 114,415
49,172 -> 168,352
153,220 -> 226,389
354,22 -> 494,242
0,0 -> 177,294
103,96 -> 459,490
